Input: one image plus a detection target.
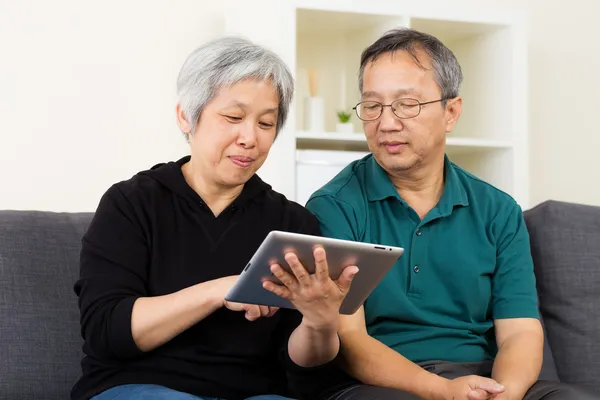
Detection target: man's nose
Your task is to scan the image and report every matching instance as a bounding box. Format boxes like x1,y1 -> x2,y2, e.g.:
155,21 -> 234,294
378,106 -> 404,131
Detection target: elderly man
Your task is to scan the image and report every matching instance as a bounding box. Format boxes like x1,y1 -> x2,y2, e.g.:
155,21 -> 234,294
306,28 -> 597,400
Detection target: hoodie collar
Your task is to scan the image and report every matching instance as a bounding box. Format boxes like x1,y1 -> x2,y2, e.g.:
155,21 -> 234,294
140,155 -> 271,208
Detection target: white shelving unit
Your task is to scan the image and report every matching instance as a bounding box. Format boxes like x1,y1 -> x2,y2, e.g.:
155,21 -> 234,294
225,0 -> 529,208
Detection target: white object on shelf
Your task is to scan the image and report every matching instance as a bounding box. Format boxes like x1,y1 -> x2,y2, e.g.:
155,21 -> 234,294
335,123 -> 353,134
295,149 -> 370,207
339,70 -> 347,110
304,96 -> 324,132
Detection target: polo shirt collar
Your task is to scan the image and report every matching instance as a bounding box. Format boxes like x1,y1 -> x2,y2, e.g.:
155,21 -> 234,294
366,154 -> 403,202
437,154 -> 469,216
365,154 -> 469,213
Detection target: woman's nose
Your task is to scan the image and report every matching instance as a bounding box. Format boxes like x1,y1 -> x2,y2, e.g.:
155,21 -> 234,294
237,123 -> 258,147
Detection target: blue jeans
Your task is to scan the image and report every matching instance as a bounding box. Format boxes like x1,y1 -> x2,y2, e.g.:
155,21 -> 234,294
91,384 -> 295,400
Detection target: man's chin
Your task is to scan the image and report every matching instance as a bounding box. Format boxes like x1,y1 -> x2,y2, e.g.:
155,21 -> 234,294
375,153 -> 419,172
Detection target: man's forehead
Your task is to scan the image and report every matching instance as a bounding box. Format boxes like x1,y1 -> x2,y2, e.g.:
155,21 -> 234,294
366,48 -> 433,71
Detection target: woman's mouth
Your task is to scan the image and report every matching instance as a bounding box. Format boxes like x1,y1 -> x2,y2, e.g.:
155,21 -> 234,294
229,156 -> 255,168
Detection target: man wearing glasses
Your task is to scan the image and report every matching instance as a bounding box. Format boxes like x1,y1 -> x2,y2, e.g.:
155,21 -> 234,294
306,28 -> 596,400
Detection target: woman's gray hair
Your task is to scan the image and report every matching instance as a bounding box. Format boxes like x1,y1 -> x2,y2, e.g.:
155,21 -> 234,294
359,28 -> 463,104
177,36 -> 294,138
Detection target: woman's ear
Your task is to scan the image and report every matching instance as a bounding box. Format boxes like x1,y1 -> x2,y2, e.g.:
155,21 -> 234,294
175,104 -> 191,136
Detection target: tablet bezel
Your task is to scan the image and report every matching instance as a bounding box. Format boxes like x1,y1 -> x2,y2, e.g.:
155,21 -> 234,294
224,230 -> 404,315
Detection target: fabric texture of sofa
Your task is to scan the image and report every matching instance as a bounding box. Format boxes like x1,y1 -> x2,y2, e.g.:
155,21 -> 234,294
0,200 -> 598,399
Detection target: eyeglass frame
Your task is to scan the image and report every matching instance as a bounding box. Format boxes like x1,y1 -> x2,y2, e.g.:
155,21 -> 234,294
351,97 -> 451,121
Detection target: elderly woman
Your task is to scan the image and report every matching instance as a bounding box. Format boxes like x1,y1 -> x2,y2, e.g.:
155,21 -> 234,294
70,37 -> 358,400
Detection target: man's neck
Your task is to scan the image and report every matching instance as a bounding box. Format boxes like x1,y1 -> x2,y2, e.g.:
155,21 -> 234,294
388,156 -> 445,220
182,160 -> 243,216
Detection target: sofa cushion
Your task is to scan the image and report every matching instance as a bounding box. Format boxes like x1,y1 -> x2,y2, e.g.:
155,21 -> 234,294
0,211 -> 93,400
524,200 -> 600,392
537,315 -> 560,382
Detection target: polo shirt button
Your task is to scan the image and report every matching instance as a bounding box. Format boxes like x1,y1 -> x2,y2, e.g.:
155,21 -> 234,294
416,229 -> 422,236
413,265 -> 420,273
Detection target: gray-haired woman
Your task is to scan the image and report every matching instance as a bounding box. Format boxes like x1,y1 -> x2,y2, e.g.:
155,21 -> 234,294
70,37 -> 358,400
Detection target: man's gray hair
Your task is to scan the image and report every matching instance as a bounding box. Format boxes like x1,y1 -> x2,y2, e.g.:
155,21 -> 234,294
359,28 -> 463,104
177,36 -> 294,137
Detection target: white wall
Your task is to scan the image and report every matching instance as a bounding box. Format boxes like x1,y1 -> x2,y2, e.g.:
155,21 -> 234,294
0,0 -> 224,212
1,0 -> 599,212
521,0 -> 600,207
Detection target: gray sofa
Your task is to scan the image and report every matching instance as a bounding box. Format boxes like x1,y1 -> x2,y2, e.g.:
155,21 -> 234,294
0,200 -> 598,399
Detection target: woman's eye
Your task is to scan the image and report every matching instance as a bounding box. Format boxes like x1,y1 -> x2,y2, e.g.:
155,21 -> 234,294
225,115 -> 242,122
259,122 -> 274,128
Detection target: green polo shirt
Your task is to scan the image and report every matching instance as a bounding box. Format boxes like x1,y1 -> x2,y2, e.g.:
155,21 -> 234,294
305,153 -> 539,363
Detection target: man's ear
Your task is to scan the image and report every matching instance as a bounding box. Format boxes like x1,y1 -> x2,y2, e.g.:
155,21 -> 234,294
445,96 -> 462,133
176,104 -> 192,136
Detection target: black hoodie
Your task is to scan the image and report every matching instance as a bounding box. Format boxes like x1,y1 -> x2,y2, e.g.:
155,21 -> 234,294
70,156 -> 348,400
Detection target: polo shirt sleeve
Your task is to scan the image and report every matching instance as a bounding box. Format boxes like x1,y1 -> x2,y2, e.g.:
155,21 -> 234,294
305,194 -> 360,241
492,202 -> 540,320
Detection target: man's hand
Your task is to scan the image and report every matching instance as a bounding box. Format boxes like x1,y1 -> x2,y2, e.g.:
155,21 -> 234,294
441,375 -> 505,400
223,300 -> 279,321
487,391 -> 516,400
262,246 -> 359,329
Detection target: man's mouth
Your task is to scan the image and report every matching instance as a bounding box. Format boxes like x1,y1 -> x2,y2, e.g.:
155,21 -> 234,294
382,141 -> 408,153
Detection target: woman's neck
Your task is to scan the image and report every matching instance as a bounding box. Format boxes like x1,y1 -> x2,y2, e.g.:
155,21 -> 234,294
181,159 -> 243,216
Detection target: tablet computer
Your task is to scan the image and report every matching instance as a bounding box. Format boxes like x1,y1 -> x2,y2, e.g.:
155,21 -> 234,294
225,230 -> 404,315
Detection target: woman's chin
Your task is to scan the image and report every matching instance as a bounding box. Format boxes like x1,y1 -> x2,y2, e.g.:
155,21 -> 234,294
218,169 -> 255,187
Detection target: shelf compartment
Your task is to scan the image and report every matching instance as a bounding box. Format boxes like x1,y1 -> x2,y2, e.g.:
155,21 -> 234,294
295,131 -> 512,155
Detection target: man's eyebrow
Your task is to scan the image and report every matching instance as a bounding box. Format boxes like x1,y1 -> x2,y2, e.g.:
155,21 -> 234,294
361,88 -> 419,99
361,91 -> 381,99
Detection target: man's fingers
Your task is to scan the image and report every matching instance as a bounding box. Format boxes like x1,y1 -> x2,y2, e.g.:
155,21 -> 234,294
467,389 -> 491,400
478,380 -> 505,394
313,246 -> 329,283
285,252 -> 311,286
269,263 -> 298,290
336,265 -> 359,293
262,279 -> 292,300
267,306 -> 279,317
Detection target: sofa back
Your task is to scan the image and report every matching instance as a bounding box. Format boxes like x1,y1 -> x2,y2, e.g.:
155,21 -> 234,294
0,210 -> 93,400
1,201 -> 599,398
524,200 -> 600,393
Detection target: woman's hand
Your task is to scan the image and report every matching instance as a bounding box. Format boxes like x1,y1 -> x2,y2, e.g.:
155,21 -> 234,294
223,300 -> 279,321
216,275 -> 279,321
262,246 -> 358,330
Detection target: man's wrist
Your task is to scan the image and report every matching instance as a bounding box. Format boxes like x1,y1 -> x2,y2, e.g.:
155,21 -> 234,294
300,317 -> 339,334
418,369 -> 449,400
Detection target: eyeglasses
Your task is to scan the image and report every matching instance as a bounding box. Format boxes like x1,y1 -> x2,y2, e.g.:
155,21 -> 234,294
352,98 -> 447,121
